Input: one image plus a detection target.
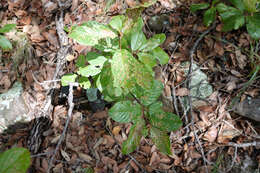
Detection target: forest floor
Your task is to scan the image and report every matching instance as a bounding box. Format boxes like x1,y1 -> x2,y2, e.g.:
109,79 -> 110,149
0,0 -> 259,172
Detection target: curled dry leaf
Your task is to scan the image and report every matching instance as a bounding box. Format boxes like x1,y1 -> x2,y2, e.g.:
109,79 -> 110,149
78,152 -> 93,162
112,126 -> 121,136
203,126 -> 218,143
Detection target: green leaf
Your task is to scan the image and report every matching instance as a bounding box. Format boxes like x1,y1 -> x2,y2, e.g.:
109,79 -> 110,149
137,52 -> 157,69
122,119 -> 145,154
61,74 -> 77,86
69,21 -> 117,46
243,0 -> 257,12
111,49 -> 153,90
108,101 -> 142,123
246,13 -> 260,40
0,147 -> 31,173
109,15 -> 126,32
0,24 -> 16,33
149,102 -> 182,132
190,3 -> 210,13
217,5 -> 245,31
94,37 -> 119,52
76,54 -> 87,68
105,0 -> 116,12
130,30 -> 147,51
78,76 -> 91,89
86,54 -> 107,66
78,65 -> 101,77
212,0 -> 220,6
203,7 -> 216,27
84,167 -> 94,173
132,80 -> 163,106
139,34 -> 166,52
0,35 -> 12,51
229,0 -> 245,11
150,47 -> 169,65
86,88 -> 99,102
150,127 -> 171,155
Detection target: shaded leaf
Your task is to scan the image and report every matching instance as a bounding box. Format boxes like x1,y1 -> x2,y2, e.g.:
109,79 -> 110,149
122,119 -> 145,154
139,34 -> 166,52
229,0 -> 245,11
69,21 -> 117,46
243,0 -> 257,12
0,24 -> 16,33
131,29 -> 147,51
246,13 -> 260,40
203,7 -> 216,27
149,102 -> 182,132
150,47 -> 169,65
109,15 -> 126,32
0,147 -> 31,173
76,54 -> 87,68
150,127 -> 171,155
108,101 -> 141,123
190,3 -> 210,13
61,74 -> 77,86
137,52 -> 157,69
0,35 -> 12,51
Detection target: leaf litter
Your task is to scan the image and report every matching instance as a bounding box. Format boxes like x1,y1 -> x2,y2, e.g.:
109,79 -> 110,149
0,0 -> 259,172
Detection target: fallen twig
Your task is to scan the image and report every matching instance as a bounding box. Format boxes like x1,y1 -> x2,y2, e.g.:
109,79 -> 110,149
227,141 -> 260,147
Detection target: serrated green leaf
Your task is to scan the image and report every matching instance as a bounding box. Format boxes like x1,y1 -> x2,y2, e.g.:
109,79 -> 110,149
0,24 -> 16,33
190,3 -> 210,13
0,35 -> 12,51
61,74 -> 77,86
131,30 -> 147,51
132,80 -> 163,106
78,76 -> 91,89
109,15 -> 126,32
137,52 -> 157,69
203,7 -> 216,27
139,34 -> 166,52
0,147 -> 31,173
108,101 -> 142,123
150,47 -> 169,65
246,13 -> 260,40
76,54 -> 87,68
69,21 -> 117,46
111,49 -> 153,90
149,102 -> 182,132
122,119 -> 145,154
243,0 -> 257,12
94,37 -> 119,52
150,127 -> 171,155
229,0 -> 245,11
220,9 -> 245,31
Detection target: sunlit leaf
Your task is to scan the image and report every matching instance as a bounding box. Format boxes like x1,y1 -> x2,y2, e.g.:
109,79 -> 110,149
61,73 -> 77,86
109,15 -> 126,32
69,21 -> 117,46
130,30 -> 147,51
76,54 -> 87,68
0,24 -> 16,33
78,76 -> 91,89
0,147 -> 31,173
137,52 -> 157,69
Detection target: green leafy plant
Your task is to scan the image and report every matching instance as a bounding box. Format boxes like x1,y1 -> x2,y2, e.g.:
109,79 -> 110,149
62,9 -> 182,155
0,24 -> 16,51
190,0 -> 260,40
0,147 -> 31,173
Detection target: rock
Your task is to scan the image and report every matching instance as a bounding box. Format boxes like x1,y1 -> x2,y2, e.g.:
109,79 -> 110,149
232,96 -> 260,122
0,82 -> 30,132
147,14 -> 171,33
181,62 -> 213,108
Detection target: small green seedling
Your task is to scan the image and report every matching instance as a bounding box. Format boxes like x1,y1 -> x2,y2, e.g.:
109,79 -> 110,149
190,0 -> 260,40
0,24 -> 16,51
62,9 -> 182,155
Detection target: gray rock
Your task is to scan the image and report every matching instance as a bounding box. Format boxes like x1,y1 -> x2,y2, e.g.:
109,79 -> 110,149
0,82 -> 30,132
